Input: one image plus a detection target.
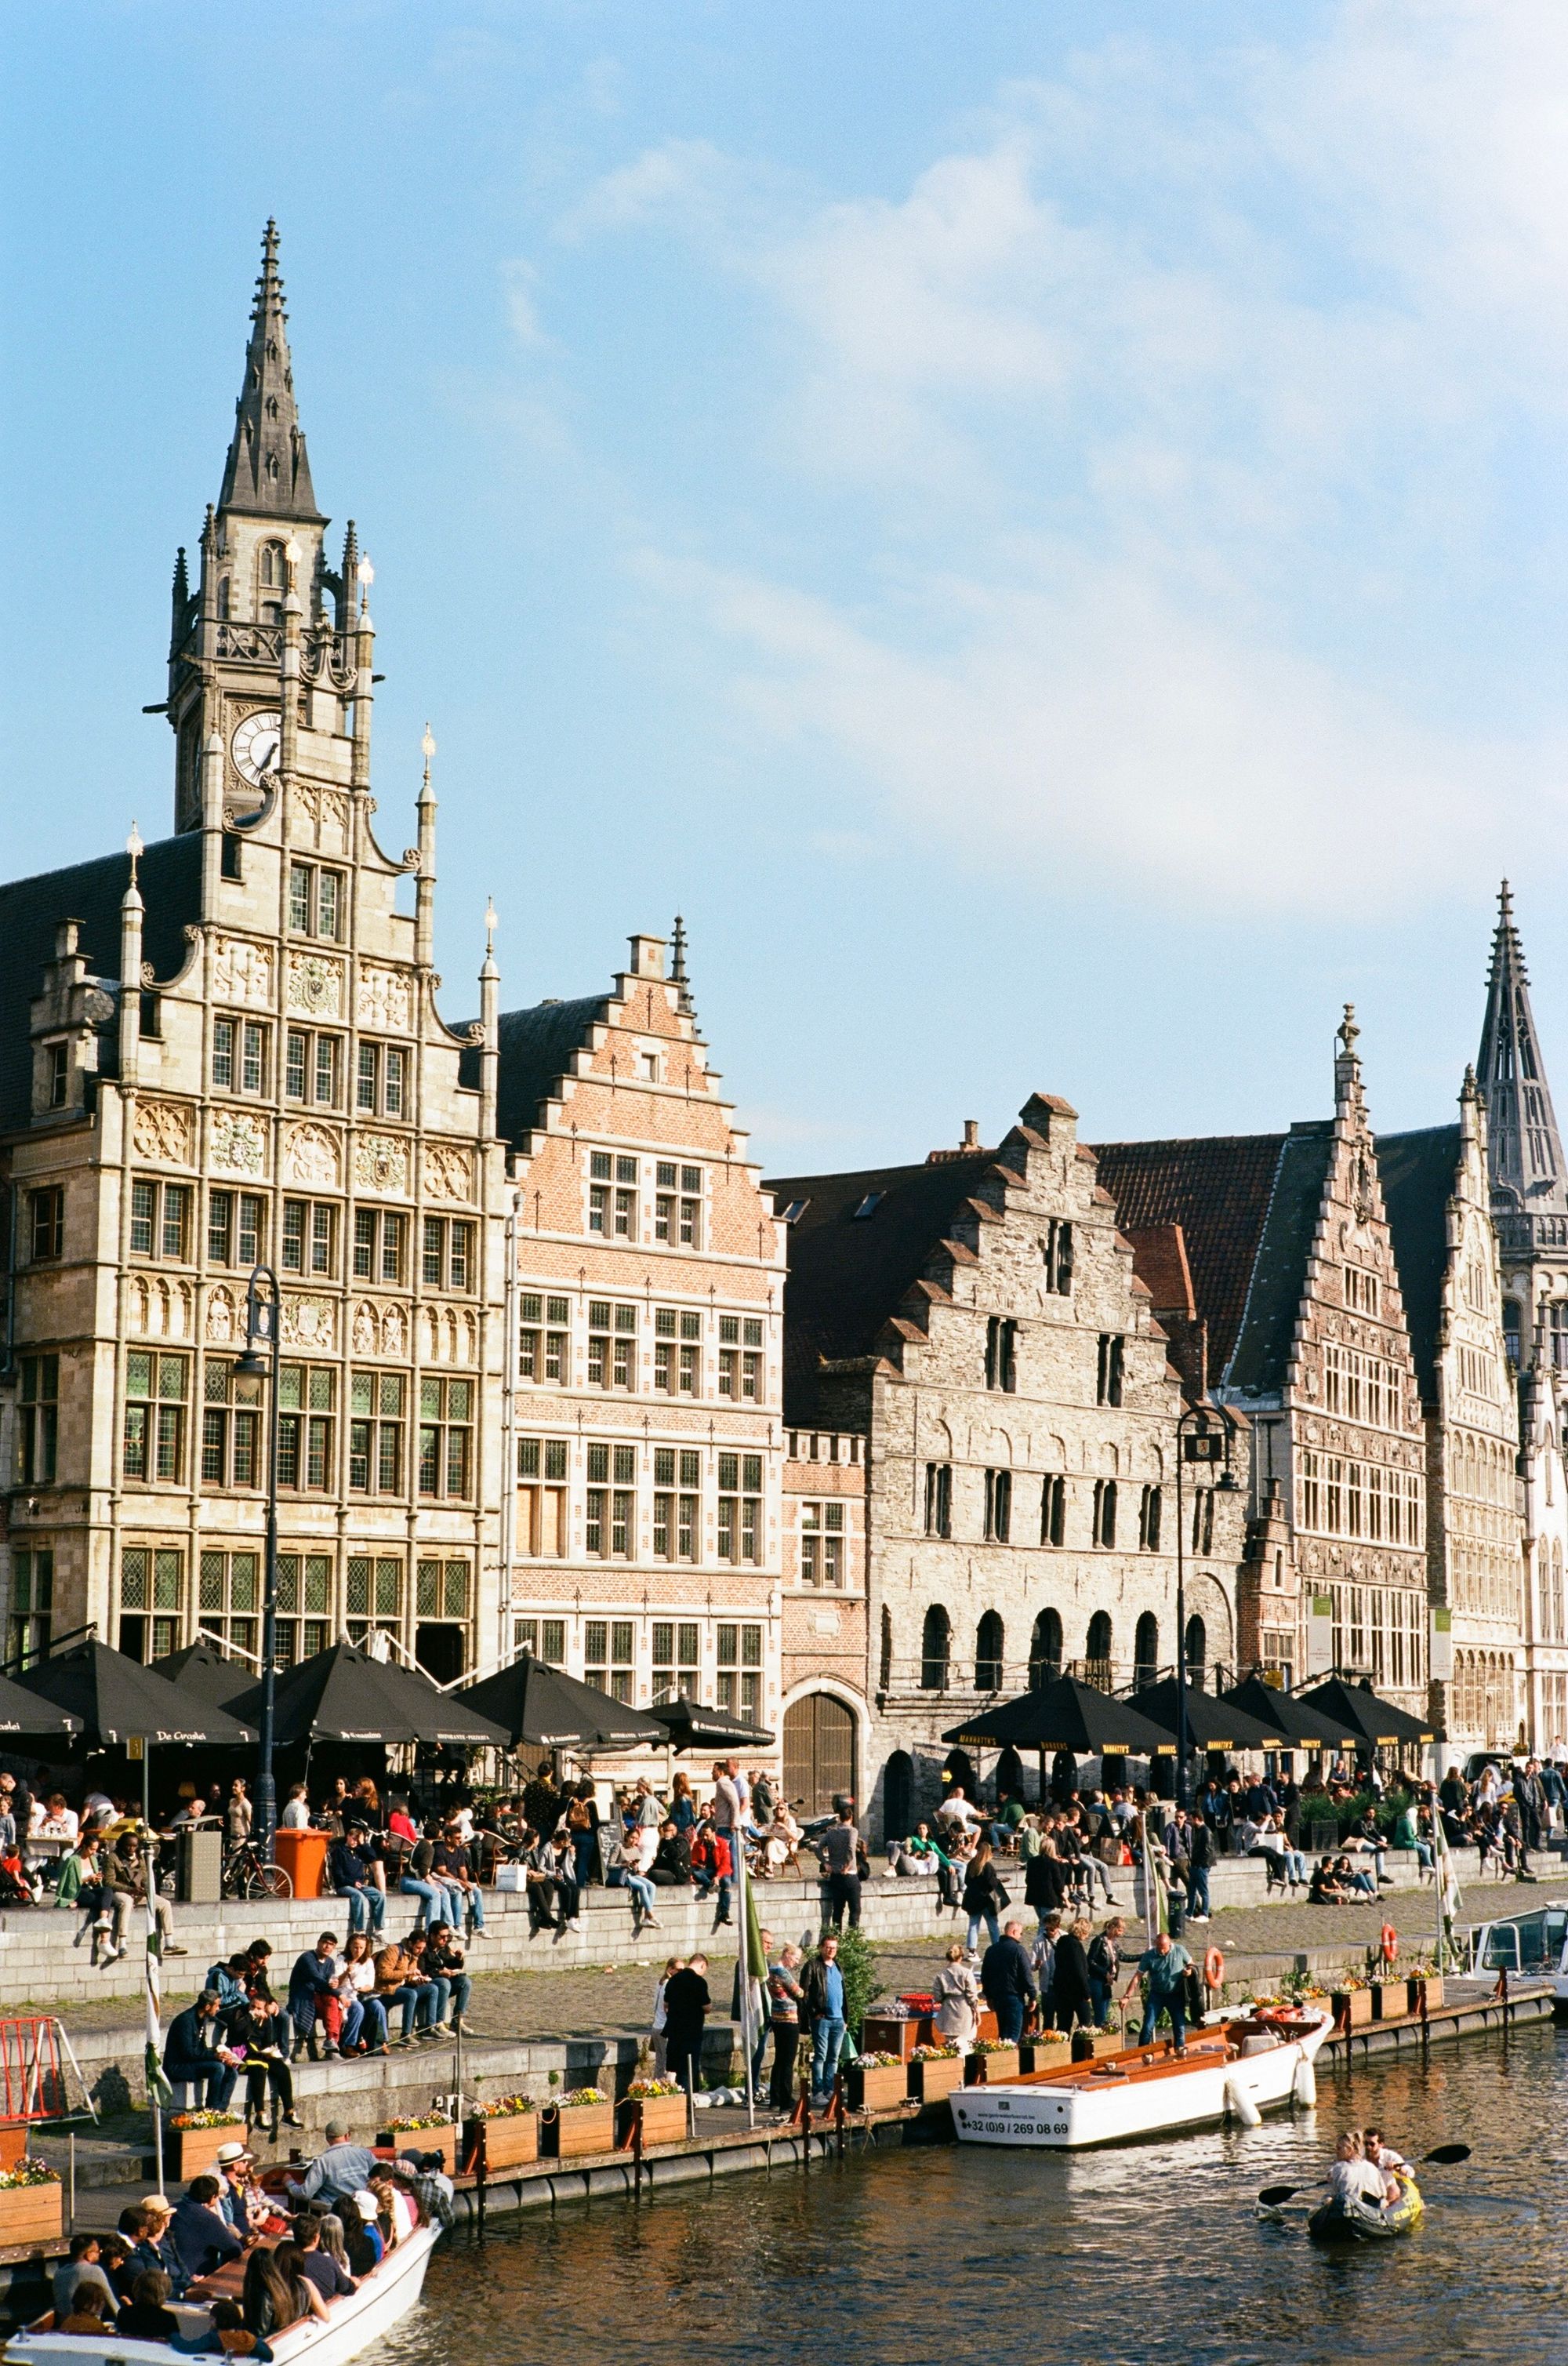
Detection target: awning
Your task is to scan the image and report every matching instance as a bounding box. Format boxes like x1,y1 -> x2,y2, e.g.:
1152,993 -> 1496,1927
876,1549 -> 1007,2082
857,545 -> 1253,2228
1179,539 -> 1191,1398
454,1654 -> 668,1753
1294,1675 -> 1435,1748
1125,1677 -> 1284,1754
226,1641 -> 508,1748
0,1668 -> 82,1740
1219,1674 -> 1366,1753
151,1641 -> 259,1713
641,1695 -> 776,1751
943,1673 -> 1175,1757
16,1640 -> 255,1746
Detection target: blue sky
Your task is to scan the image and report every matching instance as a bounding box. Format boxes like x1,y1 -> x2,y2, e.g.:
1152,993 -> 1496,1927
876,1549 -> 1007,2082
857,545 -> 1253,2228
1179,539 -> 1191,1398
5,2 -> 1568,1172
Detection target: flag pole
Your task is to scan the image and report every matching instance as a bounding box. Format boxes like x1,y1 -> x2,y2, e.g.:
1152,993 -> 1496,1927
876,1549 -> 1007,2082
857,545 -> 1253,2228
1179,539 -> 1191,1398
735,1821 -> 755,2129
138,1737 -> 170,2195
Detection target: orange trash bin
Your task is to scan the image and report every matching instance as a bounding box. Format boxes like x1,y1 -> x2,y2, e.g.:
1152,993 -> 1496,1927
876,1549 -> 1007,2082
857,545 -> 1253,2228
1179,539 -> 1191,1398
274,1827 -> 329,1902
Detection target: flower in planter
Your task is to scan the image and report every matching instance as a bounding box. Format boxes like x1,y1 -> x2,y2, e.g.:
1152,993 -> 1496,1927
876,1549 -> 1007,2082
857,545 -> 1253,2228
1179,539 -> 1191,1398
0,2161 -> 60,2190
626,2079 -> 681,2099
383,2113 -> 452,2133
560,2087 -> 608,2107
969,2038 -> 1017,2055
910,2044 -> 960,2061
473,2094 -> 535,2118
851,2052 -> 902,2070
169,2111 -> 245,2132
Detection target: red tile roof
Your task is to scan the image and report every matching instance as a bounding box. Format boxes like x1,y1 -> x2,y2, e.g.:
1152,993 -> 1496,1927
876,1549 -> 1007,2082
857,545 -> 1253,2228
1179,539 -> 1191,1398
1091,1135 -> 1288,1376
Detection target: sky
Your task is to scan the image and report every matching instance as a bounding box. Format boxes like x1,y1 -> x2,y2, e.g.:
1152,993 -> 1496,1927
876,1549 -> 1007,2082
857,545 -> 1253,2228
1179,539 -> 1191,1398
4,1 -> 1568,1175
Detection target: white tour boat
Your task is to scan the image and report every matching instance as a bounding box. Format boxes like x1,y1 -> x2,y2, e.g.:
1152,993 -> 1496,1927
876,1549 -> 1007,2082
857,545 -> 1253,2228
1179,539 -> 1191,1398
950,2006 -> 1331,2150
8,2223 -> 439,2366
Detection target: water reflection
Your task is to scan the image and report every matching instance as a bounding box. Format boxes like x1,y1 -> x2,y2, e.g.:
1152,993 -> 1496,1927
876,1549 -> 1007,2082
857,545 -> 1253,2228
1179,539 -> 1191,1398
384,2023 -> 1568,2366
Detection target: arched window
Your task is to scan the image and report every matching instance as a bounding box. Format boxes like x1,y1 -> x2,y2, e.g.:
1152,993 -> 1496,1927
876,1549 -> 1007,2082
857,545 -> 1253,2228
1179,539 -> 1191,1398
920,1604 -> 951,1692
1085,1610 -> 1112,1691
995,1745 -> 1025,1803
882,1749 -> 913,1844
975,1610 -> 1004,1692
1029,1608 -> 1062,1688
1503,1299 -> 1522,1365
260,542 -> 283,587
1134,1611 -> 1160,1692
1184,1614 -> 1207,1685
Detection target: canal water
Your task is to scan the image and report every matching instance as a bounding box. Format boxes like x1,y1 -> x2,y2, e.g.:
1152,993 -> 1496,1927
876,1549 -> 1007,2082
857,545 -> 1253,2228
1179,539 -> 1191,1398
387,2021 -> 1568,2366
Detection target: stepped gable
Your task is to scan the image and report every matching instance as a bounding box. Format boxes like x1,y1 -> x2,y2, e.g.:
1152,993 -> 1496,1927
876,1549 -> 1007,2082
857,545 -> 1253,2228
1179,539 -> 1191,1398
1090,1132 -> 1287,1379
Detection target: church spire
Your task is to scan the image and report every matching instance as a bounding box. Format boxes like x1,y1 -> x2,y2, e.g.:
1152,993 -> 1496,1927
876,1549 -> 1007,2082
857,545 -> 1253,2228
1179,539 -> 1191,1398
1477,879 -> 1568,1209
218,220 -> 324,522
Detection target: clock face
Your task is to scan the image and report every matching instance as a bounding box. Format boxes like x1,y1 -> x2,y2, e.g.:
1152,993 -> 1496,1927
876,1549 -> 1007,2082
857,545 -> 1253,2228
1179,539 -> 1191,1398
230,709 -> 281,788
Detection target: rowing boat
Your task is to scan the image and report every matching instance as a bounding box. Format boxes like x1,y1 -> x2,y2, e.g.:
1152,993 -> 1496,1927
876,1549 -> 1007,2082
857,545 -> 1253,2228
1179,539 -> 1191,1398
7,2223 -> 438,2366
949,2007 -> 1331,2150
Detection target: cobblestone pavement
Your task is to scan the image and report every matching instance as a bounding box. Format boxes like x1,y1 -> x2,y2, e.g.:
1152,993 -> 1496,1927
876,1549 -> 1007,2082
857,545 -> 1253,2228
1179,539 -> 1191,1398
28,1870 -> 1547,2050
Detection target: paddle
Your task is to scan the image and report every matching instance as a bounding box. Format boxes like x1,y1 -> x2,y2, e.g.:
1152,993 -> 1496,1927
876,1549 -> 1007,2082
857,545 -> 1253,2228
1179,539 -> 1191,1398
1258,2143 -> 1472,2207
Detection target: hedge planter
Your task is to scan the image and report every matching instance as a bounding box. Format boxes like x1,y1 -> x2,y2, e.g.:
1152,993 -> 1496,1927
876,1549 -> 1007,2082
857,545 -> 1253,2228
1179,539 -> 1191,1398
466,2112 -> 539,2172
909,2052 -> 965,2104
378,2124 -> 458,2175
0,2175 -> 62,2247
1334,1989 -> 1374,2030
965,2047 -> 1021,2085
618,2095 -> 688,2149
847,2063 -> 909,2113
546,2099 -> 616,2159
164,2117 -> 247,2181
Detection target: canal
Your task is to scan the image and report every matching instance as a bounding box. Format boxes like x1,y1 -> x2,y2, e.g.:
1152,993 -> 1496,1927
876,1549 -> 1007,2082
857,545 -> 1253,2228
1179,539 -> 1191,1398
386,2021 -> 1568,2366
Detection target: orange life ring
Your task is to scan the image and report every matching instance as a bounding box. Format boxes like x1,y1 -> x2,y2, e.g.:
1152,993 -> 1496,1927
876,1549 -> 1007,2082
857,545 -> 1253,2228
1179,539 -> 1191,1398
1203,1946 -> 1225,1989
1381,1924 -> 1399,1966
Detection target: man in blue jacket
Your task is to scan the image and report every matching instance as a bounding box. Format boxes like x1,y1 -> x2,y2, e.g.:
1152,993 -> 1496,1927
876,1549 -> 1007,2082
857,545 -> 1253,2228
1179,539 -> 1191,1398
978,1919 -> 1037,2043
162,1990 -> 239,2112
287,1932 -> 342,2061
168,2176 -> 244,2282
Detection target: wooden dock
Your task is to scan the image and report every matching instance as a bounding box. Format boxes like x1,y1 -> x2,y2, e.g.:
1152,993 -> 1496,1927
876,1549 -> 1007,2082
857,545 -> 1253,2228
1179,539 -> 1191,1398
1320,1975 -> 1554,2062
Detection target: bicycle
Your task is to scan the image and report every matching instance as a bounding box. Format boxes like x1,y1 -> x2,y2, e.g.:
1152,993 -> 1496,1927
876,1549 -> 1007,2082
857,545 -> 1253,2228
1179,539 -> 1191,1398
223,1840 -> 293,1901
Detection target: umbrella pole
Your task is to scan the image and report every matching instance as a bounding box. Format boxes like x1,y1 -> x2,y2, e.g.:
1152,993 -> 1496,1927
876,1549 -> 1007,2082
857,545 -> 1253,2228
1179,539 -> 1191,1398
736,1826 -> 754,2131
141,1739 -> 165,2196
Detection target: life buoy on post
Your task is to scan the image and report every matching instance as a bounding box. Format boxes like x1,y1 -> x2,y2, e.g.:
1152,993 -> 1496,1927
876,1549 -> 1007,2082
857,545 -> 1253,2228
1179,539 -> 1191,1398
1381,1924 -> 1399,1967
1203,1945 -> 1225,1991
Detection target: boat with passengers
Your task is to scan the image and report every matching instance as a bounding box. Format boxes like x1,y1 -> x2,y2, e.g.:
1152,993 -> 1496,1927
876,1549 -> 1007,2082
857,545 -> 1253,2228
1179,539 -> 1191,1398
950,2002 -> 1330,2150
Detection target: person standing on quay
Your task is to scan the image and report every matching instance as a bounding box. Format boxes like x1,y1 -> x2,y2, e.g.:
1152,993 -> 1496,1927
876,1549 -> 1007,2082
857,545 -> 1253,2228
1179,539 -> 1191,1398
662,1952 -> 711,2096
767,1944 -> 805,2110
803,1933 -> 848,2106
1121,1928 -> 1194,2052
818,1804 -> 863,1930
978,1919 -> 1036,2043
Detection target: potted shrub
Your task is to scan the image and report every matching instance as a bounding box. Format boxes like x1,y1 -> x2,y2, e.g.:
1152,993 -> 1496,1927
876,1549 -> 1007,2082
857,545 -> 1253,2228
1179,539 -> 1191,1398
377,2113 -> 458,2175
546,2086 -> 615,2159
966,2037 -> 1022,2085
0,2158 -> 62,2245
1332,1979 -> 1374,2030
909,2043 -> 964,2103
846,2052 -> 908,2113
617,2077 -> 688,2149
164,2110 -> 247,2181
464,2094 -> 538,2172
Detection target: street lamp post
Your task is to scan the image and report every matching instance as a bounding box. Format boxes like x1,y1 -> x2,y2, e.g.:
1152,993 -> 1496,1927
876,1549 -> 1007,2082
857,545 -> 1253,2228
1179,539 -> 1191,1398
1173,1401 -> 1238,1814
234,1266 -> 281,1859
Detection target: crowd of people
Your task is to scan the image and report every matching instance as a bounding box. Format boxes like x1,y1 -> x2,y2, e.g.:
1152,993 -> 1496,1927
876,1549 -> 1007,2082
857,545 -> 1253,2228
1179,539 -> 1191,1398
46,2123 -> 451,2353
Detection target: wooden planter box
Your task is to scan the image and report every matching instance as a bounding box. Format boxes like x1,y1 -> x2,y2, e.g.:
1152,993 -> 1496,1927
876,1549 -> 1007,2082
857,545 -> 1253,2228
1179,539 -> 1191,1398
0,2181 -> 62,2246
1071,2030 -> 1122,2063
847,2063 -> 909,2113
1370,1983 -> 1405,2023
965,2047 -> 1021,2085
164,2121 -> 247,2180
1334,1989 -> 1374,2030
378,2125 -> 457,2175
860,2015 -> 930,2061
618,2095 -> 688,2148
466,2112 -> 539,2172
1023,2035 -> 1073,2076
1409,1975 -> 1445,2015
546,2102 -> 616,2159
909,2054 -> 965,2103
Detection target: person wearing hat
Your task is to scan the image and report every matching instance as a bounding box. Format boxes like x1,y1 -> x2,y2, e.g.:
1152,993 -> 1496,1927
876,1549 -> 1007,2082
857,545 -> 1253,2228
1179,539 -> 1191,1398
343,2190 -> 384,2276
125,2197 -> 187,2297
213,2142 -> 266,2238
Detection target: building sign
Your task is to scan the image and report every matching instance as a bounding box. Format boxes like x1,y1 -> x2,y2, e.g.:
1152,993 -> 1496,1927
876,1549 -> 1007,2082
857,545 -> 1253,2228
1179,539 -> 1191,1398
1306,1593 -> 1335,1677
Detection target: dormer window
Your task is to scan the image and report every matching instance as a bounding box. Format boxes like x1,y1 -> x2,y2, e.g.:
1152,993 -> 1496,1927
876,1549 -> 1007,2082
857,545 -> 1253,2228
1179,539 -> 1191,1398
851,1192 -> 884,1220
779,1199 -> 809,1225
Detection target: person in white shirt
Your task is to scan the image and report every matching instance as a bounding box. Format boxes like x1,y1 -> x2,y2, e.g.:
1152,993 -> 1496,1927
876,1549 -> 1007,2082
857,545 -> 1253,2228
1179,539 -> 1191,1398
1362,2127 -> 1410,2200
1328,2130 -> 1388,2219
279,1785 -> 310,1831
935,1789 -> 982,1834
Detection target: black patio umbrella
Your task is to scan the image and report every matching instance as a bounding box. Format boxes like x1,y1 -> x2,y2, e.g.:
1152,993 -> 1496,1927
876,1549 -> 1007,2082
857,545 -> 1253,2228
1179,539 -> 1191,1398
1220,1674 -> 1365,1754
151,1640 -> 258,1714
226,1641 -> 508,1749
641,1694 -> 775,1751
1294,1675 -> 1435,1750
943,1673 -> 1174,1757
0,1667 -> 82,1740
16,1640 -> 254,1746
1126,1678 -> 1284,1756
455,1652 -> 667,1753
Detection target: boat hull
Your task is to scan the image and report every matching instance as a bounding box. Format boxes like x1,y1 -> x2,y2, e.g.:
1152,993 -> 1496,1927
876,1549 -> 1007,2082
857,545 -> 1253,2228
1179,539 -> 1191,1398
1308,2179 -> 1424,2244
950,2013 -> 1330,2150
9,2226 -> 437,2366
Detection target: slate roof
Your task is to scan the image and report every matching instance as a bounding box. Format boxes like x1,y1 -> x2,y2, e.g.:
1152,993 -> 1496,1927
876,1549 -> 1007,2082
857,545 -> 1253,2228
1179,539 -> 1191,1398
1223,1122 -> 1335,1395
761,1154 -> 995,1425
1376,1124 -> 1461,1401
0,833 -> 203,1135
492,996 -> 608,1144
1091,1134 -> 1289,1377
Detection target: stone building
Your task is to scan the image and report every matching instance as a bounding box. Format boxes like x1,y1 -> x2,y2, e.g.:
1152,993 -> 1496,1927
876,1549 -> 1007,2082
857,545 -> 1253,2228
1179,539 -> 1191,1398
1474,884 -> 1568,1751
766,1094 -> 1250,1834
780,1424 -> 868,1815
0,225 -> 506,1679
494,929 -> 788,1753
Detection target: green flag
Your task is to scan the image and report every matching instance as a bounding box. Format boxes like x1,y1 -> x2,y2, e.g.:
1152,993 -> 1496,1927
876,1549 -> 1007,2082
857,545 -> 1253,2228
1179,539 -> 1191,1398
743,1855 -> 768,1982
1142,1815 -> 1168,1940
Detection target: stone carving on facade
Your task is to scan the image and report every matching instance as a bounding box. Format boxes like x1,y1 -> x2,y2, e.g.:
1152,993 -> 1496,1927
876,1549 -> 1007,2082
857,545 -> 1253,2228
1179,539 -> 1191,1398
211,937 -> 274,1010
132,1101 -> 194,1166
356,965 -> 412,1034
423,1143 -> 474,1203
286,952 -> 345,1019
420,1304 -> 478,1365
351,1299 -> 410,1358
290,782 -> 351,853
281,1296 -> 336,1350
210,1111 -> 267,1176
205,1285 -> 238,1345
354,1134 -> 409,1196
128,1274 -> 192,1340
282,1122 -> 342,1190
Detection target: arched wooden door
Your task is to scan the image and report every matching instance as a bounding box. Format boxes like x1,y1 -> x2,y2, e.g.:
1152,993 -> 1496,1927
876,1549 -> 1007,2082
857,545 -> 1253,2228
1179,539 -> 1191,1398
782,1692 -> 858,1819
